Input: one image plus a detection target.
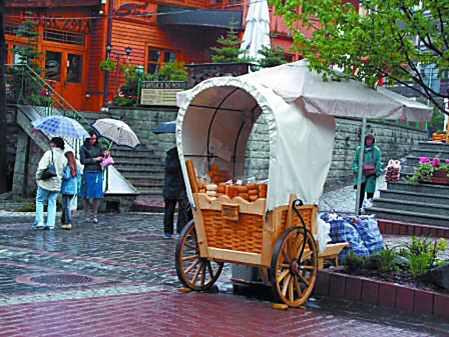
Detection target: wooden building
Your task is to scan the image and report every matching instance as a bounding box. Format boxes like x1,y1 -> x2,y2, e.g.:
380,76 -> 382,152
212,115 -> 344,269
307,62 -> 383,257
5,0 -> 358,112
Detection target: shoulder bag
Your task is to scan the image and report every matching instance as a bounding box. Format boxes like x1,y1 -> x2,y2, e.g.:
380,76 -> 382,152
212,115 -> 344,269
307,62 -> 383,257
39,151 -> 57,180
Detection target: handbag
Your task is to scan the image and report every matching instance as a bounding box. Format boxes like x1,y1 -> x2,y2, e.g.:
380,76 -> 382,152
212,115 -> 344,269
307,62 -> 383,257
100,155 -> 114,168
362,162 -> 377,177
39,151 -> 57,180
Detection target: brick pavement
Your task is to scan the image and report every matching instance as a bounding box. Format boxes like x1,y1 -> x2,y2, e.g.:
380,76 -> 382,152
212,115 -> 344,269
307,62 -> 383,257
0,212 -> 447,336
0,290 -> 444,337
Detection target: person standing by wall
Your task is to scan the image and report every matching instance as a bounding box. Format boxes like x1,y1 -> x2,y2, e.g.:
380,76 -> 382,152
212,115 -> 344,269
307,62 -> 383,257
163,147 -> 192,238
80,133 -> 108,224
353,134 -> 383,213
60,150 -> 80,230
34,137 -> 67,230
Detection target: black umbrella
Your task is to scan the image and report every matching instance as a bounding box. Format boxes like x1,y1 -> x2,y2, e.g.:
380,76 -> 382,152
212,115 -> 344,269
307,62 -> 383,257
153,121 -> 176,134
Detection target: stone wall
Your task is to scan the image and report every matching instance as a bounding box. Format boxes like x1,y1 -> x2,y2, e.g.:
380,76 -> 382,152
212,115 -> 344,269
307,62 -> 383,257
109,107 -> 427,188
6,105 -> 20,191
108,106 -> 178,157
244,115 -> 427,188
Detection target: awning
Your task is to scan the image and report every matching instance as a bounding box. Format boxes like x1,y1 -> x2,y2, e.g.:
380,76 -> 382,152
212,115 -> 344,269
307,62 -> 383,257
158,5 -> 242,29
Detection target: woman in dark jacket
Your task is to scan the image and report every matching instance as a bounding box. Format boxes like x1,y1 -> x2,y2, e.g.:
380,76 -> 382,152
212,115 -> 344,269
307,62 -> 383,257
80,133 -> 109,224
163,147 -> 192,238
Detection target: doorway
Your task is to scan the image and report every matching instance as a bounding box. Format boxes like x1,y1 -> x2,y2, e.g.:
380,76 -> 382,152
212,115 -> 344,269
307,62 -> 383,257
44,50 -> 85,110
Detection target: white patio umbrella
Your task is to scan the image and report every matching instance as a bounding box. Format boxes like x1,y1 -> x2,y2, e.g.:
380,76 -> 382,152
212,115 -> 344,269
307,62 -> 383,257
91,118 -> 140,149
240,0 -> 271,60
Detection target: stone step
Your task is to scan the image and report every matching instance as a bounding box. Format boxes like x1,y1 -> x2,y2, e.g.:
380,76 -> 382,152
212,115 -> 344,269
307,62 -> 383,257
387,182 -> 449,196
118,165 -> 163,179
410,147 -> 449,158
378,189 -> 449,206
113,151 -> 161,159
367,206 -> 449,227
127,179 -> 164,188
136,188 -> 163,200
113,158 -> 163,167
418,141 -> 449,152
113,164 -> 164,173
371,198 -> 449,216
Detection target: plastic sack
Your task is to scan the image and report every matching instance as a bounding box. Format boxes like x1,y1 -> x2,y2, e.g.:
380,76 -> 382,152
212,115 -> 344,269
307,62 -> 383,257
100,155 -> 114,168
323,215 -> 369,259
316,218 -> 331,254
346,215 -> 385,255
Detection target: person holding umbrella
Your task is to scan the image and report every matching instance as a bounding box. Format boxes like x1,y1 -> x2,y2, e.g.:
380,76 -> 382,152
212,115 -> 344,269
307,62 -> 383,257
34,137 -> 67,230
79,133 -> 109,224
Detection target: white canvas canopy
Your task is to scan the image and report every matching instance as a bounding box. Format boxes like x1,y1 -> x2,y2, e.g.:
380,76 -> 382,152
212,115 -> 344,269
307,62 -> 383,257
176,60 -> 432,211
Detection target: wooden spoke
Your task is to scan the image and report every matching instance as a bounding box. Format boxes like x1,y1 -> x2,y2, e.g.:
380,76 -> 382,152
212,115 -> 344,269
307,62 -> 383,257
184,241 -> 196,250
184,259 -> 200,275
200,263 -> 206,286
278,269 -> 290,282
176,221 -> 224,291
294,277 -> 303,297
288,277 -> 294,302
297,268 -> 311,286
270,226 -> 318,308
182,254 -> 199,261
282,274 -> 292,296
191,263 -> 202,284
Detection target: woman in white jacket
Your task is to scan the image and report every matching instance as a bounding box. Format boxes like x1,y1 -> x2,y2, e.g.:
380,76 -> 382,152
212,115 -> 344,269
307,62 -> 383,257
34,137 -> 67,229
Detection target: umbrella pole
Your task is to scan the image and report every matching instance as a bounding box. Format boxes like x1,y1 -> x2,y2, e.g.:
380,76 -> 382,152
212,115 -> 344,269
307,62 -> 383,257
355,118 -> 367,215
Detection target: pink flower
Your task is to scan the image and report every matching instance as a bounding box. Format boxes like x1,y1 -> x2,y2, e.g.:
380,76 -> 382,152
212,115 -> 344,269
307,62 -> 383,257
446,159 -> 449,163
432,158 -> 441,167
419,157 -> 431,163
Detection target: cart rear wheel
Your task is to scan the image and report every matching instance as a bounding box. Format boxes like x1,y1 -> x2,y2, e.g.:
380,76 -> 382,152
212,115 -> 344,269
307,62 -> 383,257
175,220 -> 224,291
270,226 -> 318,307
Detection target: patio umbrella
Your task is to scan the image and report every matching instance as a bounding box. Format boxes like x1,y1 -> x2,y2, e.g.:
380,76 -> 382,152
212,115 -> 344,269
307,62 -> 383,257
240,0 -> 271,60
32,115 -> 89,139
91,118 -> 140,149
153,121 -> 176,134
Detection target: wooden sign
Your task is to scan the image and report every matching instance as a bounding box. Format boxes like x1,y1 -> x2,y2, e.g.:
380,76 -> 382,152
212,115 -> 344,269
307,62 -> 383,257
221,203 -> 240,222
140,81 -> 186,106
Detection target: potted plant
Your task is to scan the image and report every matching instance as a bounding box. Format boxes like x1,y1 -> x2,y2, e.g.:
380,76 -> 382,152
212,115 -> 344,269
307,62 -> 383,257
409,157 -> 449,185
100,60 -> 117,72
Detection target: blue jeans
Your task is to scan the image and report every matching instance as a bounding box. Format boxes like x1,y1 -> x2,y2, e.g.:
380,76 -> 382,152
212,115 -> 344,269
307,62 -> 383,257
61,195 -> 73,225
35,187 -> 58,228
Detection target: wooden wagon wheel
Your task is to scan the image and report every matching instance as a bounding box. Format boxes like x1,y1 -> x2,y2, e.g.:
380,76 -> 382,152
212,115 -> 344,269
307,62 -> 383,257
175,220 -> 224,291
269,226 -> 318,307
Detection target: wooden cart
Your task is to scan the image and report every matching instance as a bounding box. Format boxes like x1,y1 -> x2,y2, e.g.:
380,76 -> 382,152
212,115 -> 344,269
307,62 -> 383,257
175,162 -> 319,307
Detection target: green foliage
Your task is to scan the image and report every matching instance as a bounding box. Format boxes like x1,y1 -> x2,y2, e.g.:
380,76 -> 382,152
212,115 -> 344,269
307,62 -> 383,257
100,60 -> 117,72
342,250 -> 367,273
13,18 -> 42,73
399,236 -> 447,277
270,0 -> 449,114
409,162 -> 434,183
157,62 -> 188,81
257,45 -> 287,68
428,107 -> 446,135
373,246 -> 400,274
211,28 -> 253,63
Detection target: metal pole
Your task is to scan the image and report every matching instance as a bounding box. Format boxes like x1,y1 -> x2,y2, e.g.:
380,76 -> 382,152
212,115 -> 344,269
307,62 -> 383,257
103,0 -> 114,107
355,117 -> 367,214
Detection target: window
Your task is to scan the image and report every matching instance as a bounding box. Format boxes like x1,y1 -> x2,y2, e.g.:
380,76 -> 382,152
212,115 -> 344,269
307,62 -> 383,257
44,29 -> 85,46
67,54 -> 83,83
45,51 -> 62,82
147,47 -> 177,74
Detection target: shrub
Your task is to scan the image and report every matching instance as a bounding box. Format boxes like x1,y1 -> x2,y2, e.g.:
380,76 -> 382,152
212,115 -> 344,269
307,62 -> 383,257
100,60 -> 117,72
372,245 -> 400,274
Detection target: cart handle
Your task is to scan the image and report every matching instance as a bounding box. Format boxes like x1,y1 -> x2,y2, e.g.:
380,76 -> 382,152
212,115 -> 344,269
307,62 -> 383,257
291,198 -> 312,264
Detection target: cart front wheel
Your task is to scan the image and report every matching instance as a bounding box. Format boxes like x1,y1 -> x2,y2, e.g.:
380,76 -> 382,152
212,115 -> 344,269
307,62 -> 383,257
270,226 -> 318,307
175,220 -> 224,291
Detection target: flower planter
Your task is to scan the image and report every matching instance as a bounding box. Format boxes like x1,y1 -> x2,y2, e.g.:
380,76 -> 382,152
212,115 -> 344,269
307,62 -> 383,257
431,170 -> 449,185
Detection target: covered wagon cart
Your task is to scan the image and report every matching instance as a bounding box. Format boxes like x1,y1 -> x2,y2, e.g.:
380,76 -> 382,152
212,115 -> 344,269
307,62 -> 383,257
174,61 -> 432,307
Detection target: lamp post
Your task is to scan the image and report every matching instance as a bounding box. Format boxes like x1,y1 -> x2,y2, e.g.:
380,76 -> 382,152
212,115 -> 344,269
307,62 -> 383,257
111,46 -> 132,97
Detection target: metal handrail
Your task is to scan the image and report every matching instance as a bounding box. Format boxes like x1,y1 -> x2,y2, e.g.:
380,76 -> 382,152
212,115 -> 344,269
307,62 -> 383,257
5,63 -> 89,127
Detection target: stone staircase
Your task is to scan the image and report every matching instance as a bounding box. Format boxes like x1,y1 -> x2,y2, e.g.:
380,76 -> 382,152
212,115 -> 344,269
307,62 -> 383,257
82,112 -> 165,200
367,141 -> 449,227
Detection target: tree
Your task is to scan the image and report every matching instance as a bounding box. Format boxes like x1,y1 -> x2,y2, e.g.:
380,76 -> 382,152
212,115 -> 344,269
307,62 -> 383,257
270,0 -> 449,115
211,28 -> 253,63
0,0 -> 7,193
257,45 -> 287,68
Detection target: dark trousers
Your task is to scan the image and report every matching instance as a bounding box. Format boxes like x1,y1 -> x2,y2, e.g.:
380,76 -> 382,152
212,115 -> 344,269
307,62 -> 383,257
163,198 -> 192,234
358,182 -> 374,210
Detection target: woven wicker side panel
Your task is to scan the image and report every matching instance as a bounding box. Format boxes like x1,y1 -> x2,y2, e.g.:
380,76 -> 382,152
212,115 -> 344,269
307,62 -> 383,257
202,210 -> 264,254
280,208 -> 313,231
